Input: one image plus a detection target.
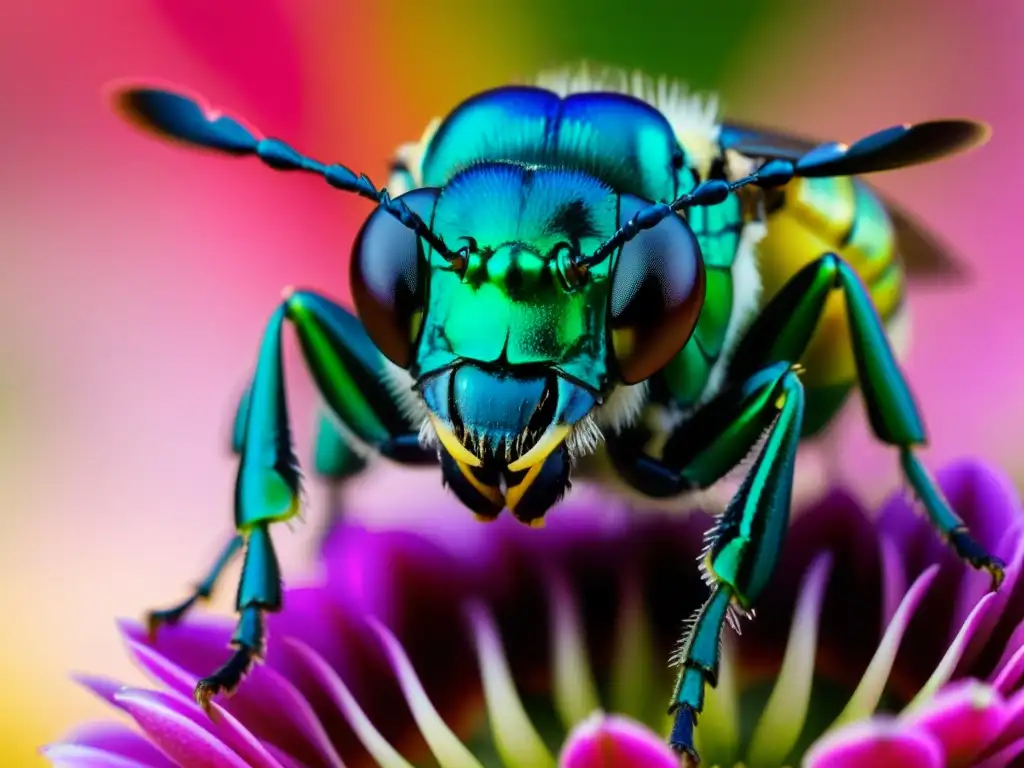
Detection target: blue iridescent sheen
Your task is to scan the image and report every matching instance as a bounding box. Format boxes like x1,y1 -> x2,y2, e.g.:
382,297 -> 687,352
422,87 -> 684,203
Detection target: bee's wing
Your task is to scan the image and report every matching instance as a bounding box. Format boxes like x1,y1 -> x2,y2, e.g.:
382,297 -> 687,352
721,121 -> 969,282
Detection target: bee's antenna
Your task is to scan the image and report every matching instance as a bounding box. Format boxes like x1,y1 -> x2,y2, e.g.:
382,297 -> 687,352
580,117 -> 988,269
112,85 -> 463,263
578,162 -> 792,269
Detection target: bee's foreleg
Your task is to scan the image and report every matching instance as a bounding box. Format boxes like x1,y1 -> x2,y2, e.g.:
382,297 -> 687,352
146,289 -> 436,713
193,522 -> 280,712
726,252 -> 1004,589
144,533 -> 244,640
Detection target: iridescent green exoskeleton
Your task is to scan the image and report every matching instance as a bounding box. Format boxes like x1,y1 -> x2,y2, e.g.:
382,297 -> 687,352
110,67 -> 1002,765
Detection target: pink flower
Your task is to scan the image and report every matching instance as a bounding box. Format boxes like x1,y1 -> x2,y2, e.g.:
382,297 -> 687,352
43,459 -> 1024,766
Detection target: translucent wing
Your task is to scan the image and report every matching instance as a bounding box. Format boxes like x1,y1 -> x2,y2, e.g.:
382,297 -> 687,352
721,120 -> 986,281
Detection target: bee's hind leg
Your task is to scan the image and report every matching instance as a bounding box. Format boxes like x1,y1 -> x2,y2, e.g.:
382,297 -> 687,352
726,252 -> 1004,589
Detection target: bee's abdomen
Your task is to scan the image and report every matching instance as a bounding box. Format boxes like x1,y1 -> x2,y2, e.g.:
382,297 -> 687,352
758,177 -> 906,386
754,176 -> 908,435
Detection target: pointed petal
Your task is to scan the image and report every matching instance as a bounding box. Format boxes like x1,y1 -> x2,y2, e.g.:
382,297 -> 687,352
609,569 -> 659,728
113,688 -> 250,768
118,618 -> 234,681
281,638 -> 419,768
72,674 -> 131,706
957,533 -> 1024,674
365,624 -> 486,768
558,713 -> 679,768
548,568 -> 601,730
878,459 -> 1024,688
743,489 -> 881,685
319,525 -> 485,746
122,637 -> 201,695
830,565 -> 939,729
989,619 -> 1024,684
42,722 -> 175,768
879,534 -> 908,628
40,744 -> 156,768
465,601 -> 556,768
805,719 -> 944,768
748,552 -> 832,766
903,592 -> 997,713
266,590 -> 437,764
119,629 -> 343,768
102,681 -> 285,768
993,639 -> 1024,694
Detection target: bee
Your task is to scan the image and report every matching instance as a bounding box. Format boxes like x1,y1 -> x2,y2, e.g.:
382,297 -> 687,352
111,64 -> 999,764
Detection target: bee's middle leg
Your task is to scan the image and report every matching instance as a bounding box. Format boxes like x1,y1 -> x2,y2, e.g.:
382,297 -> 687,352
606,362 -> 806,763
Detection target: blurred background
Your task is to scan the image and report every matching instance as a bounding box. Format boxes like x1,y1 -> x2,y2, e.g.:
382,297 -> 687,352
2,0 -> 1022,764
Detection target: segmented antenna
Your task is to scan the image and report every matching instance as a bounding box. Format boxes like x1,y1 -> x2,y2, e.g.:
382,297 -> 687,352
237,138 -> 461,261
115,87 -> 986,278
113,87 -> 463,263
578,159 -> 793,269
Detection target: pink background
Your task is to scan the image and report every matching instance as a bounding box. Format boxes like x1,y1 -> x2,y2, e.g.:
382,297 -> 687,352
2,2 -> 1022,764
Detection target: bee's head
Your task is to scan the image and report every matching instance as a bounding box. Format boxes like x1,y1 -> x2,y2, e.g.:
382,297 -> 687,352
351,162 -> 705,520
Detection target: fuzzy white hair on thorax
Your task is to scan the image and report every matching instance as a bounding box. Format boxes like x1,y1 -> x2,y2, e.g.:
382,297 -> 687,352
535,62 -> 722,176
566,415 -> 604,464
593,381 -> 649,434
379,358 -> 429,426
387,117 -> 441,195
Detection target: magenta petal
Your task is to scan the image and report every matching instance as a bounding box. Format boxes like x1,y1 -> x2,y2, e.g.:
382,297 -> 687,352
118,618 -> 236,681
877,460 -> 1024,693
106,682 -> 284,768
119,624 -> 342,768
935,460 -> 1023,554
993,638 -> 1024,694
958,537 -> 1024,673
322,524 -> 471,622
902,680 -> 1009,765
73,674 -> 131,706
879,533 -> 909,627
42,722 -> 175,768
878,458 -> 1021,590
980,690 -> 1024,757
114,689 -> 249,768
41,744 -> 156,768
558,713 -> 680,768
805,719 -> 944,768
975,736 -> 1024,768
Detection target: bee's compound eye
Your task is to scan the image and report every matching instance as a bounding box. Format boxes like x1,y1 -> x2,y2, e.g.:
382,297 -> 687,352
350,188 -> 439,367
608,195 -> 706,384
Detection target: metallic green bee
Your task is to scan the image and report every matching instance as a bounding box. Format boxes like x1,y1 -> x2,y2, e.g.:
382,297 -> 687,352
111,66 -> 1000,763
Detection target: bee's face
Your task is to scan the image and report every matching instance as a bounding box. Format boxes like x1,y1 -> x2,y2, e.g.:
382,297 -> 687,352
351,162 -> 706,511
416,163 -> 617,388
410,163 -> 614,487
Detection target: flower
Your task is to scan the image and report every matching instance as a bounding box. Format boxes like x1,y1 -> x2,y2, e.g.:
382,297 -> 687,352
43,458 -> 1024,767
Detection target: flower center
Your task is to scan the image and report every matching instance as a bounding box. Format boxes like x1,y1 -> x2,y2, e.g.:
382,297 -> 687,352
324,544 -> 990,768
